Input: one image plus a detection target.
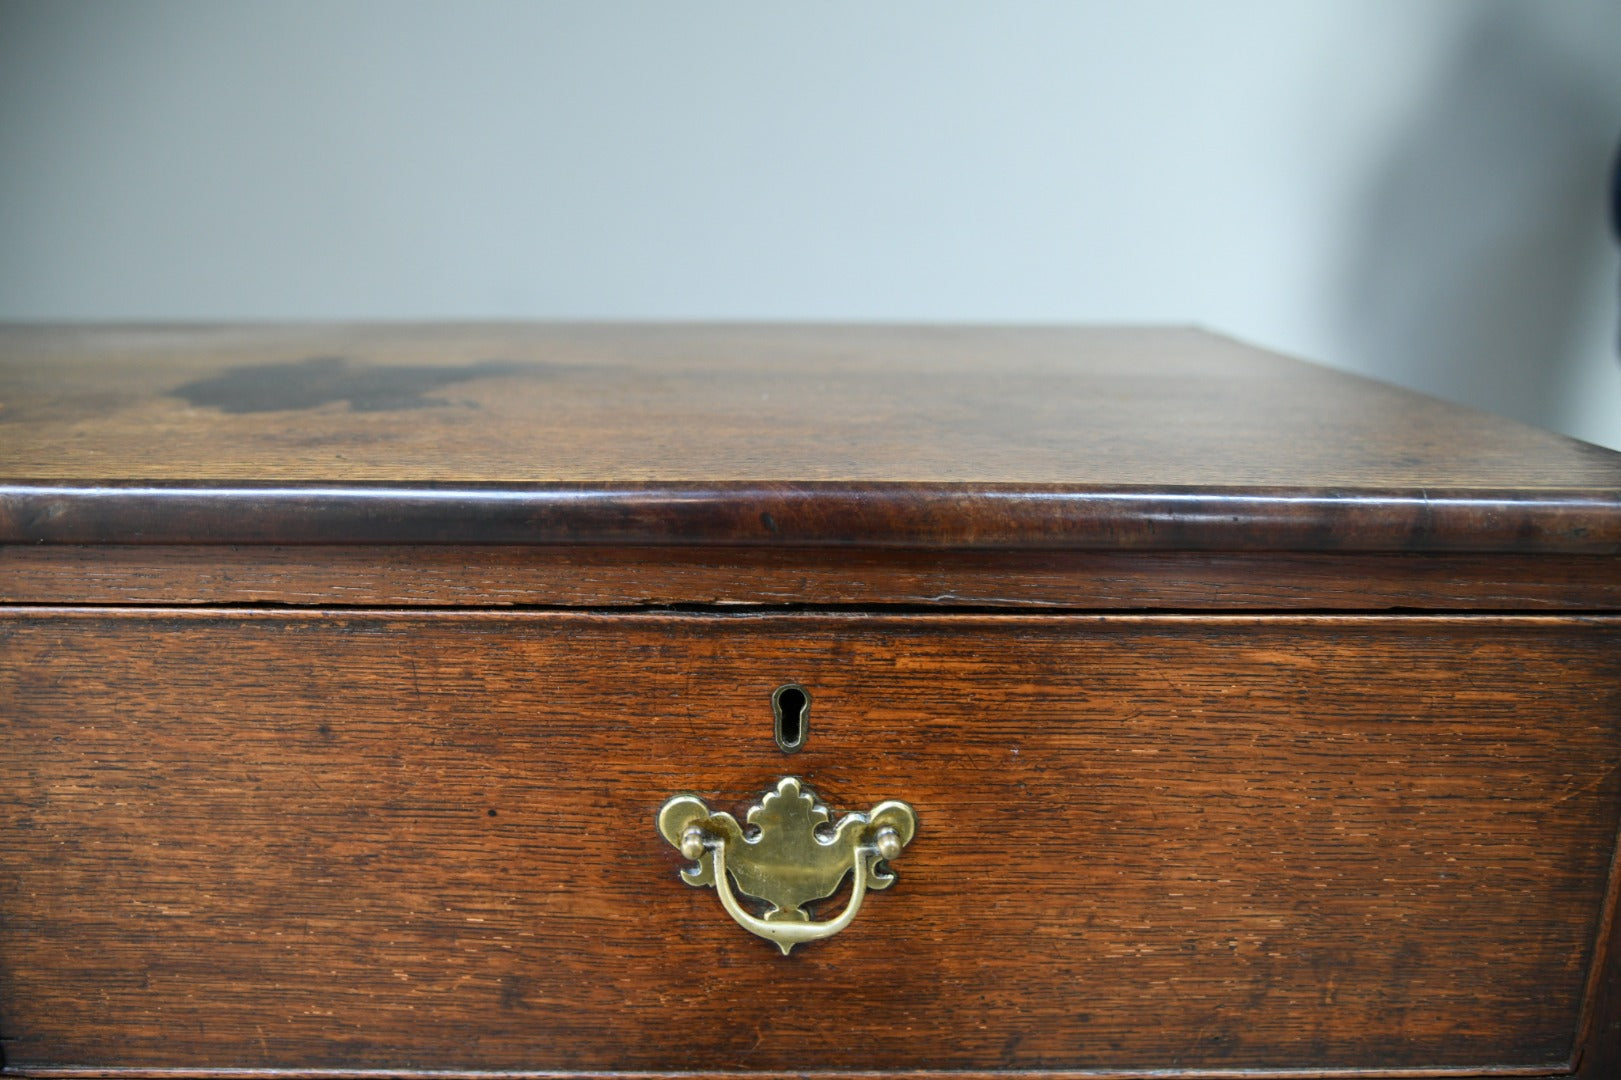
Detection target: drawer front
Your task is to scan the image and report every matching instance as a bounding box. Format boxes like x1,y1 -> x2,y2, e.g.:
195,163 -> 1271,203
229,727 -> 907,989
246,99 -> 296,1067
1,610 -> 1618,1075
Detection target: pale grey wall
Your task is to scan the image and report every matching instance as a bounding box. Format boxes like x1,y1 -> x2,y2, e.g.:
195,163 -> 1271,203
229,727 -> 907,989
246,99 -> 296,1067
3,0 -> 1619,448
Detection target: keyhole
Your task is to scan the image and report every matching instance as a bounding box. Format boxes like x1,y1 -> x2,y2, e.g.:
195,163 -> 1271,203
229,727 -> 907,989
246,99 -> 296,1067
773,684 -> 810,753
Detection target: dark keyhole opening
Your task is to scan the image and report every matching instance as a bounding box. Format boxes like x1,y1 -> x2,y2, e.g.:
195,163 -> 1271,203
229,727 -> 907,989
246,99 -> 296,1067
773,684 -> 810,753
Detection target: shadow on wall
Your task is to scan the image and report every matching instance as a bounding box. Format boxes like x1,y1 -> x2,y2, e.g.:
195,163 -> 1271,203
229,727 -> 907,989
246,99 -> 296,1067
1338,2 -> 1621,439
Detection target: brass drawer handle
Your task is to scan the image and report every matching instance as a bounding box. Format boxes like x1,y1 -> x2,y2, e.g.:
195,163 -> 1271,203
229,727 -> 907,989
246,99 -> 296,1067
657,777 -> 917,954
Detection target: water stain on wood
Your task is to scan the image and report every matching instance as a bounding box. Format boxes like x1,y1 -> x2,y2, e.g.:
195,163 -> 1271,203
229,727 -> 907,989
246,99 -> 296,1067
171,356 -> 526,414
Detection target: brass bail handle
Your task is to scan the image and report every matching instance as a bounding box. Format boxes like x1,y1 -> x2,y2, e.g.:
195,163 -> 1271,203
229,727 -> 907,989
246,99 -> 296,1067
657,777 -> 917,954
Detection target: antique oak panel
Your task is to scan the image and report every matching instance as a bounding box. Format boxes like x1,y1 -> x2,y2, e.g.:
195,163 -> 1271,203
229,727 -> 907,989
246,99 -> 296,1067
2,609 -> 1617,1076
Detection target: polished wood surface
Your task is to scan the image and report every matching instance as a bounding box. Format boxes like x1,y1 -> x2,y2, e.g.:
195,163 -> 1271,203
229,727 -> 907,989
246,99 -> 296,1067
3,610 -> 1618,1075
2,544 -> 1618,612
3,324 -> 1619,552
7,323 -> 1618,486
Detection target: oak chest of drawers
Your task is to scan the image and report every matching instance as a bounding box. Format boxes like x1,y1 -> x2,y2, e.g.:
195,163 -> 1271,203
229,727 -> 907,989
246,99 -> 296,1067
2,324 -> 1620,1079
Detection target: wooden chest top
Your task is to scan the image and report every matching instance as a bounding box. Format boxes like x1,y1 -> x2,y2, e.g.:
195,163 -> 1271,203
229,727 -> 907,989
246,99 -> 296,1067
2,323 -> 1618,554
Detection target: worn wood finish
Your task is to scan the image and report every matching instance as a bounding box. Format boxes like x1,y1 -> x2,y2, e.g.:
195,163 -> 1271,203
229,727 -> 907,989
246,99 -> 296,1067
6,481 -> 1621,553
3,325 -> 1620,553
2,610 -> 1618,1076
4,323 -> 1618,486
2,544 -> 1619,612
1577,848 -> 1621,1077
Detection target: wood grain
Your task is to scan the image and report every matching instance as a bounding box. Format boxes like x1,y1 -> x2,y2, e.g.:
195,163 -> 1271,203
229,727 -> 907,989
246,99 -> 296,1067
1,545 -> 1618,611
3,324 -> 1619,553
2,610 -> 1617,1076
3,481 -> 1619,553
7,323 -> 1619,486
